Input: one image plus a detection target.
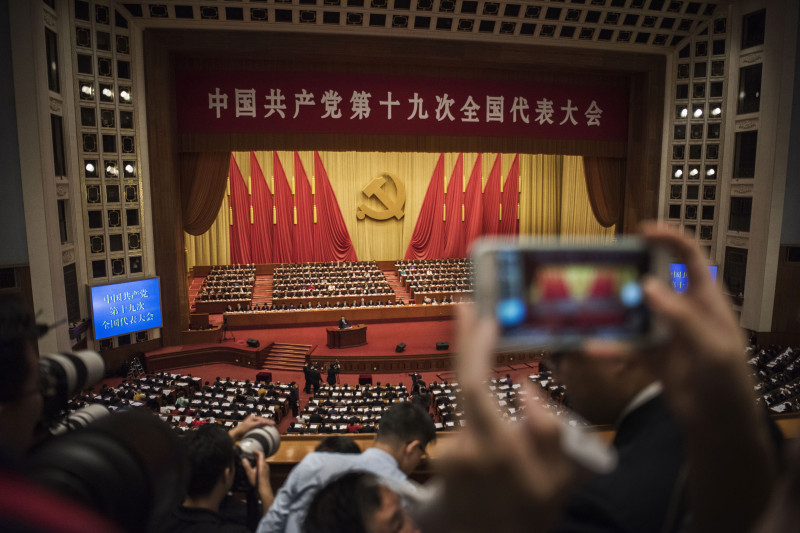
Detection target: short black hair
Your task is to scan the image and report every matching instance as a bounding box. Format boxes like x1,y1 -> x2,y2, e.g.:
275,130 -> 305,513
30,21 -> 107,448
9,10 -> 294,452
377,402 -> 436,448
315,436 -> 362,454
184,424 -> 235,498
303,472 -> 382,533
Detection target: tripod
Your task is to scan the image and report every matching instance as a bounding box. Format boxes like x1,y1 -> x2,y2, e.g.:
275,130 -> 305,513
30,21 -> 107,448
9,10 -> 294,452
220,316 -> 235,342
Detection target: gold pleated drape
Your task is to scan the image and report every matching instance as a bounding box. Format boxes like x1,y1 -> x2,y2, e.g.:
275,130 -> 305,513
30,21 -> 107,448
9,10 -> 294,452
184,151 -> 614,269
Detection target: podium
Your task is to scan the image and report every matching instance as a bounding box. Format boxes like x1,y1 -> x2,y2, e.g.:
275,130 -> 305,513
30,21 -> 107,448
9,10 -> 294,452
326,324 -> 367,349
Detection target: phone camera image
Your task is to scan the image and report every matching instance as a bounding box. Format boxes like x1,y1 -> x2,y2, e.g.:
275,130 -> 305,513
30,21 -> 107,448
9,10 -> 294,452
476,238 -> 663,349
620,280 -> 644,308
496,297 -> 527,327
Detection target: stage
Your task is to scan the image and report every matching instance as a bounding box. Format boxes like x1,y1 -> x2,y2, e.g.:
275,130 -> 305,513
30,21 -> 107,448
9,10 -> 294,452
146,317 -> 540,374
147,319 -> 455,374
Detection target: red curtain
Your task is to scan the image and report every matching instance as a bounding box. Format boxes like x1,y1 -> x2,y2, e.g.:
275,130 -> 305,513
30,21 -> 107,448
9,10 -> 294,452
313,152 -> 358,262
499,154 -> 520,236
181,152 -> 230,236
443,153 -> 465,258
583,156 -> 625,228
293,152 -> 315,263
228,154 -> 252,264
405,154 -> 446,260
482,154 -> 502,236
464,154 -> 484,253
249,152 -> 273,263
272,151 -> 294,263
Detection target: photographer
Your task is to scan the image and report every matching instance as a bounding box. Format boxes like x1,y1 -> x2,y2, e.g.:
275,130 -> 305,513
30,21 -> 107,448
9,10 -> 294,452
158,420 -> 274,533
0,295 -> 118,533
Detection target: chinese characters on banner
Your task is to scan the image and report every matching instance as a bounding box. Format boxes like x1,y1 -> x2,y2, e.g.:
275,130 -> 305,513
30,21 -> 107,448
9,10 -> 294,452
176,72 -> 629,141
100,289 -> 156,332
91,278 -> 163,340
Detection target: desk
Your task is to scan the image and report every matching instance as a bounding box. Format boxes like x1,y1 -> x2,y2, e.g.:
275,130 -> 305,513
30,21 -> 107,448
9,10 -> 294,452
195,298 -> 252,314
326,325 -> 367,349
273,294 -> 394,307
225,304 -> 456,327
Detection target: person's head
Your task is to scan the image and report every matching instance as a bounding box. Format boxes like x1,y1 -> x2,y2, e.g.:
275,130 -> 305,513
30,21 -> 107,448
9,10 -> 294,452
375,402 -> 436,474
184,424 -> 236,501
315,435 -> 362,454
0,295 -> 44,453
550,349 -> 656,425
304,472 -> 419,533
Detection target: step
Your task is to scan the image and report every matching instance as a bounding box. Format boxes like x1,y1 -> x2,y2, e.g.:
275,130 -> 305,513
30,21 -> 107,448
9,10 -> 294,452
272,343 -> 312,349
262,363 -> 304,371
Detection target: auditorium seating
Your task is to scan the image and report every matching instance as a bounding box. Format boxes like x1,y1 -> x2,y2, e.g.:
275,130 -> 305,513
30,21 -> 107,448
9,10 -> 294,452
429,373 -> 585,431
395,258 -> 473,304
273,261 -> 392,301
66,372 -> 291,432
288,382 -> 409,434
195,264 -> 256,306
749,345 -> 800,414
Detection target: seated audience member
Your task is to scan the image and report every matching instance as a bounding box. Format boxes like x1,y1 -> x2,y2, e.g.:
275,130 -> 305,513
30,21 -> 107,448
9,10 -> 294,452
438,224 -> 776,533
258,402 -> 435,533
303,472 -> 419,533
156,423 -> 274,533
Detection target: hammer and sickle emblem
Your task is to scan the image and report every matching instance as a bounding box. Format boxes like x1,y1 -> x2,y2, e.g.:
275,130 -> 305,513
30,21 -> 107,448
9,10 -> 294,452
356,173 -> 406,221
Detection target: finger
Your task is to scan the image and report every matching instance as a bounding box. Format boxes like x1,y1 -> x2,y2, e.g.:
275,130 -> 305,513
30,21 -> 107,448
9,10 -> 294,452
518,382 -> 562,462
582,339 -> 637,361
455,305 -> 504,447
241,457 -> 256,477
456,304 -> 498,387
641,222 -> 714,296
643,277 -> 708,345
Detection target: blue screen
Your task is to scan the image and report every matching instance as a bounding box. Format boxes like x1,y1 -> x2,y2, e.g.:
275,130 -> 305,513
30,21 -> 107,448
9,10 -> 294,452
90,278 -> 163,340
670,263 -> 718,292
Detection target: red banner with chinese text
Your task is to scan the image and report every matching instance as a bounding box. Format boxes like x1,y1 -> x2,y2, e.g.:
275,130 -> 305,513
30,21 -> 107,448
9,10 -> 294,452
176,71 -> 628,141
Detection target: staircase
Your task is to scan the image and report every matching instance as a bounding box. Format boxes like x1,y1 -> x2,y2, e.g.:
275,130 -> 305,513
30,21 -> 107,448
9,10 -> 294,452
262,342 -> 313,371
188,277 -> 204,312
383,269 -> 412,304
251,274 -> 273,306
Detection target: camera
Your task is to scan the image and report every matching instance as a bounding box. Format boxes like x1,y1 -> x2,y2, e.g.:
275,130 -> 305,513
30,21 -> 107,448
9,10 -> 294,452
49,403 -> 110,436
39,350 -> 106,424
232,425 -> 281,491
30,409 -> 187,533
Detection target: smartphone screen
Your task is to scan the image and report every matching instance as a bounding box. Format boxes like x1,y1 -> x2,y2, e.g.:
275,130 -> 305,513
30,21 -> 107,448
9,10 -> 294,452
484,245 -> 654,348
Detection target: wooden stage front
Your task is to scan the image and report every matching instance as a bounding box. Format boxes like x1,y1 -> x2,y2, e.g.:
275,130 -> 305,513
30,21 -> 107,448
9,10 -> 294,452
224,303 -> 455,327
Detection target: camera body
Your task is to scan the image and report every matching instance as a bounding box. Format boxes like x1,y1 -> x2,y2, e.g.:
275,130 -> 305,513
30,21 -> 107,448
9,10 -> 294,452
472,237 -> 670,351
232,425 -> 281,491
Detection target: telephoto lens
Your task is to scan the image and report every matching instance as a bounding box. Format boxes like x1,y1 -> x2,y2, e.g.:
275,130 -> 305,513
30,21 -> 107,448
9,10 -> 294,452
49,404 -> 110,435
39,350 -> 105,421
237,425 -> 281,463
29,410 -> 187,533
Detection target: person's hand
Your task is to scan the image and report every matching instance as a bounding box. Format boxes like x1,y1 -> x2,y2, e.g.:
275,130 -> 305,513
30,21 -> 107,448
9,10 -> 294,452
584,223 -> 753,428
585,222 -> 775,532
228,414 -> 275,441
436,305 -> 577,533
241,450 -> 275,514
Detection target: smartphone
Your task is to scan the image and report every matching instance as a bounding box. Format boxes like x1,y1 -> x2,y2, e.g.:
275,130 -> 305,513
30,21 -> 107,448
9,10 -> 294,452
472,237 -> 670,350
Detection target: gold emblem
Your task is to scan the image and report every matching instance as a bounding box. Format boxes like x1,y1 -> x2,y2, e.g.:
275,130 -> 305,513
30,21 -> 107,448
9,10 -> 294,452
357,173 -> 405,221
